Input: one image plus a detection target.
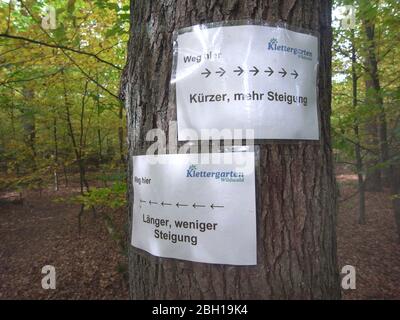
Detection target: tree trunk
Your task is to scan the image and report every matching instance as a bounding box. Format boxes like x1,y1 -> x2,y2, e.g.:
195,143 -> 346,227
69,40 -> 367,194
21,87 -> 36,169
122,0 -> 340,299
96,74 -> 103,167
363,113 -> 382,191
118,102 -> 125,165
53,111 -> 59,191
362,8 -> 390,188
62,72 -> 90,194
351,31 -> 366,224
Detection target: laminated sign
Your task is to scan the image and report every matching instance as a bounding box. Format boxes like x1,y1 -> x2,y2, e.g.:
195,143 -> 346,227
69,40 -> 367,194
173,23 -> 320,140
131,152 -> 257,265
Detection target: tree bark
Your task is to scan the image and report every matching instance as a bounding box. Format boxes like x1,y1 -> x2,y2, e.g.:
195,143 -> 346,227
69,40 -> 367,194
118,102 -> 125,165
350,31 -> 366,224
122,0 -> 340,299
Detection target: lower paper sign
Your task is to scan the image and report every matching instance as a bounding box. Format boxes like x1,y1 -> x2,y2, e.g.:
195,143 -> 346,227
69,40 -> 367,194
131,152 -> 257,265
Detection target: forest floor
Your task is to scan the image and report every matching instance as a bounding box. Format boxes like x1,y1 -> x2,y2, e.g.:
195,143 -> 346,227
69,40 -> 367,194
0,169 -> 399,299
0,184 -> 129,299
336,168 -> 400,299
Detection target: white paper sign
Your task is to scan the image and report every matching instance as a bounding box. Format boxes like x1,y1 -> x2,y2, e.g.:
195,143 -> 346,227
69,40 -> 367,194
174,24 -> 319,140
131,152 -> 257,265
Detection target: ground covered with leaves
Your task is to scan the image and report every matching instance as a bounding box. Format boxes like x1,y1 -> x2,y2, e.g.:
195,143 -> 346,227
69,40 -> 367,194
337,172 -> 400,299
0,171 -> 399,299
0,186 -> 129,299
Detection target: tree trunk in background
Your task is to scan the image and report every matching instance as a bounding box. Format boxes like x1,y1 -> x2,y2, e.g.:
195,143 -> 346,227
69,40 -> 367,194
96,77 -> 103,167
122,0 -> 340,299
52,108 -> 59,192
351,31 -> 366,224
363,122 -> 383,191
362,5 -> 390,189
21,87 -> 36,168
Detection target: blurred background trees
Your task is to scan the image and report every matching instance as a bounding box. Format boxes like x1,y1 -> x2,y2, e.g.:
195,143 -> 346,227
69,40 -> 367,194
332,0 -> 400,239
0,0 -> 129,214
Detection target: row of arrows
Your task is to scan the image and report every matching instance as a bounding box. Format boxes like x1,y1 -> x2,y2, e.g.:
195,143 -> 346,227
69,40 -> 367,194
140,199 -> 224,209
201,66 -> 299,79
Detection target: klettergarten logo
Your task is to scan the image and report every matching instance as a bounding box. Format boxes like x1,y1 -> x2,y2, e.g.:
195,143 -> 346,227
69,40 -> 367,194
267,38 -> 312,60
186,165 -> 244,182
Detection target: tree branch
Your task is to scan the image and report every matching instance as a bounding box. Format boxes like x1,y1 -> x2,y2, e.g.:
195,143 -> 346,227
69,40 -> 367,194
0,68 -> 64,86
0,33 -> 122,71
62,52 -> 120,100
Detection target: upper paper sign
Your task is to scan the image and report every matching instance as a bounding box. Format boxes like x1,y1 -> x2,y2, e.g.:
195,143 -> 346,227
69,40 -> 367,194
173,24 -> 320,141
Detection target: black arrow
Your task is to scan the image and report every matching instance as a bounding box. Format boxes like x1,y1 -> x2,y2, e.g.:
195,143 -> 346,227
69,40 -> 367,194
193,203 -> 206,208
215,67 -> 226,77
278,68 -> 287,77
161,201 -> 171,206
210,204 -> 224,209
201,68 -> 211,78
140,200 -> 146,203
176,202 -> 188,208
250,66 -> 259,76
264,66 -> 274,77
233,66 -> 244,76
291,70 -> 298,79
149,200 -> 158,205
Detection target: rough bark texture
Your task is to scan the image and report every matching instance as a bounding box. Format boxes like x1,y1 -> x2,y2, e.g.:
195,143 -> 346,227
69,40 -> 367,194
122,0 -> 340,299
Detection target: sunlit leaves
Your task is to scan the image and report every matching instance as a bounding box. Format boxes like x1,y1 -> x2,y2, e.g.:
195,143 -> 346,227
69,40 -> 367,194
0,0 -> 128,183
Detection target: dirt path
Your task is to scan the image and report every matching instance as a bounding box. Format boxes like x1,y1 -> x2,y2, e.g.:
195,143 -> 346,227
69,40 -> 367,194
0,187 -> 129,299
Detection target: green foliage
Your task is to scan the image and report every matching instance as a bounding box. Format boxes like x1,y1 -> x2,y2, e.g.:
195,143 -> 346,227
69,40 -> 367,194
332,0 -> 400,171
72,182 -> 127,210
0,0 -> 128,192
